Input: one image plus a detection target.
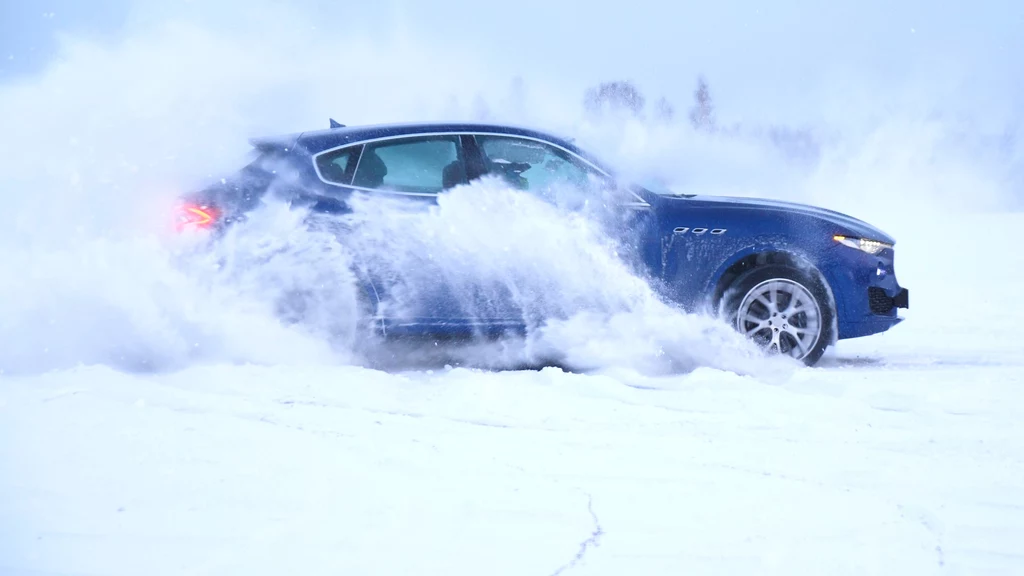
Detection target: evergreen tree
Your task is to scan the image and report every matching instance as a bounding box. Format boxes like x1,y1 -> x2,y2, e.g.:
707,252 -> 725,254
584,81 -> 646,118
689,76 -> 715,131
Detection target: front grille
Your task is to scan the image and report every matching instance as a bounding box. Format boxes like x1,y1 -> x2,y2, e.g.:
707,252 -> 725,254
868,287 -> 894,315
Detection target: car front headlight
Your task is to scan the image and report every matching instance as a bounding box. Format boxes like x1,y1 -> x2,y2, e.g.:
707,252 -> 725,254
833,235 -> 893,255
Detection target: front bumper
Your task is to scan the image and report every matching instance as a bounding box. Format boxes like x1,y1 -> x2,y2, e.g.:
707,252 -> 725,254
823,244 -> 909,340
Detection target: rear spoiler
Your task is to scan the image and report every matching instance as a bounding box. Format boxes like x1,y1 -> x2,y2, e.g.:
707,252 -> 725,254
248,119 -> 345,153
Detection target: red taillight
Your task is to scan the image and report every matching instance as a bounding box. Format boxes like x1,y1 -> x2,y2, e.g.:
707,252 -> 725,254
175,203 -> 220,231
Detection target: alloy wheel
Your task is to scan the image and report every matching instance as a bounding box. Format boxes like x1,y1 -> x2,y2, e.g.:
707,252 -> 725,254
735,278 -> 822,360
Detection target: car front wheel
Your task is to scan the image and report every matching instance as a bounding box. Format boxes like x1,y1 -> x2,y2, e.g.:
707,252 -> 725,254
722,265 -> 833,366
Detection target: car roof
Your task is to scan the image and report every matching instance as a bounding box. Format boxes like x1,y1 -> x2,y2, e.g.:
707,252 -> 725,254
252,121 -> 612,173
299,121 -> 579,151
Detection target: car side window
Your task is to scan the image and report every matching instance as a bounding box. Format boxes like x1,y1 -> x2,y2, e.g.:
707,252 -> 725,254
473,135 -> 611,194
315,145 -> 362,185
351,136 -> 465,194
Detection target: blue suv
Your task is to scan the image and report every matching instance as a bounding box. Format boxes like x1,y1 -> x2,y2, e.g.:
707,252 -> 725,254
178,120 -> 909,365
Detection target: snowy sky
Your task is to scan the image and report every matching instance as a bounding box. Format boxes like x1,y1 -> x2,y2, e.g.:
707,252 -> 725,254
2,0 -> 1022,128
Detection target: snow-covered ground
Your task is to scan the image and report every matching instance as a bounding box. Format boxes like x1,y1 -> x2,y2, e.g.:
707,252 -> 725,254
2,212 -> 1023,575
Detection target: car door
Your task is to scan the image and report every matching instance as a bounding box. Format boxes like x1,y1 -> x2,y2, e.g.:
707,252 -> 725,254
318,133 -> 475,333
454,133 -> 663,321
411,132 -> 659,330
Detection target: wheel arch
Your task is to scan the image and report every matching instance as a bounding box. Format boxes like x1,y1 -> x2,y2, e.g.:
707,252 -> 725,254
708,247 -> 840,344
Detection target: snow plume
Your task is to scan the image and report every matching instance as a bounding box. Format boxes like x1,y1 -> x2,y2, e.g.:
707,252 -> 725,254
0,172 -> 770,376
330,180 -> 771,376
0,10 -> 478,375
0,208 -> 349,375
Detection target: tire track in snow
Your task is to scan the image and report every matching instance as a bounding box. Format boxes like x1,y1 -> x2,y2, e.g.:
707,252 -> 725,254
549,492 -> 604,576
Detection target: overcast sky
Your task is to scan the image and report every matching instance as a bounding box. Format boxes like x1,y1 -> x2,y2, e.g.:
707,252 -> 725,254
2,0 -> 1021,128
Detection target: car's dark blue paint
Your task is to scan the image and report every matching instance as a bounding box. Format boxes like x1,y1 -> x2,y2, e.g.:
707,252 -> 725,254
190,121 -> 908,346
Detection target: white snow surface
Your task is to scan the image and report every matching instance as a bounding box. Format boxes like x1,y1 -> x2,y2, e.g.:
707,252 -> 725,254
2,212 -> 1023,575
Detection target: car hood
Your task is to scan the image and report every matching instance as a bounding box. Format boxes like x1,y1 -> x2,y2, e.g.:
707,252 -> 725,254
657,193 -> 896,244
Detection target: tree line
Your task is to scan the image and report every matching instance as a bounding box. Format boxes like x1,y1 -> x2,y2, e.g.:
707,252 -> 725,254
583,76 -> 713,130
582,76 -> 821,162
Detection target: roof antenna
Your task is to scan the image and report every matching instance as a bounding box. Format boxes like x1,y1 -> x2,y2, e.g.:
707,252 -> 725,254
329,118 -> 345,129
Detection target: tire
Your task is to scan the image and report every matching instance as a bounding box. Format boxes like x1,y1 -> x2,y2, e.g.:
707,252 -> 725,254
721,264 -> 834,366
